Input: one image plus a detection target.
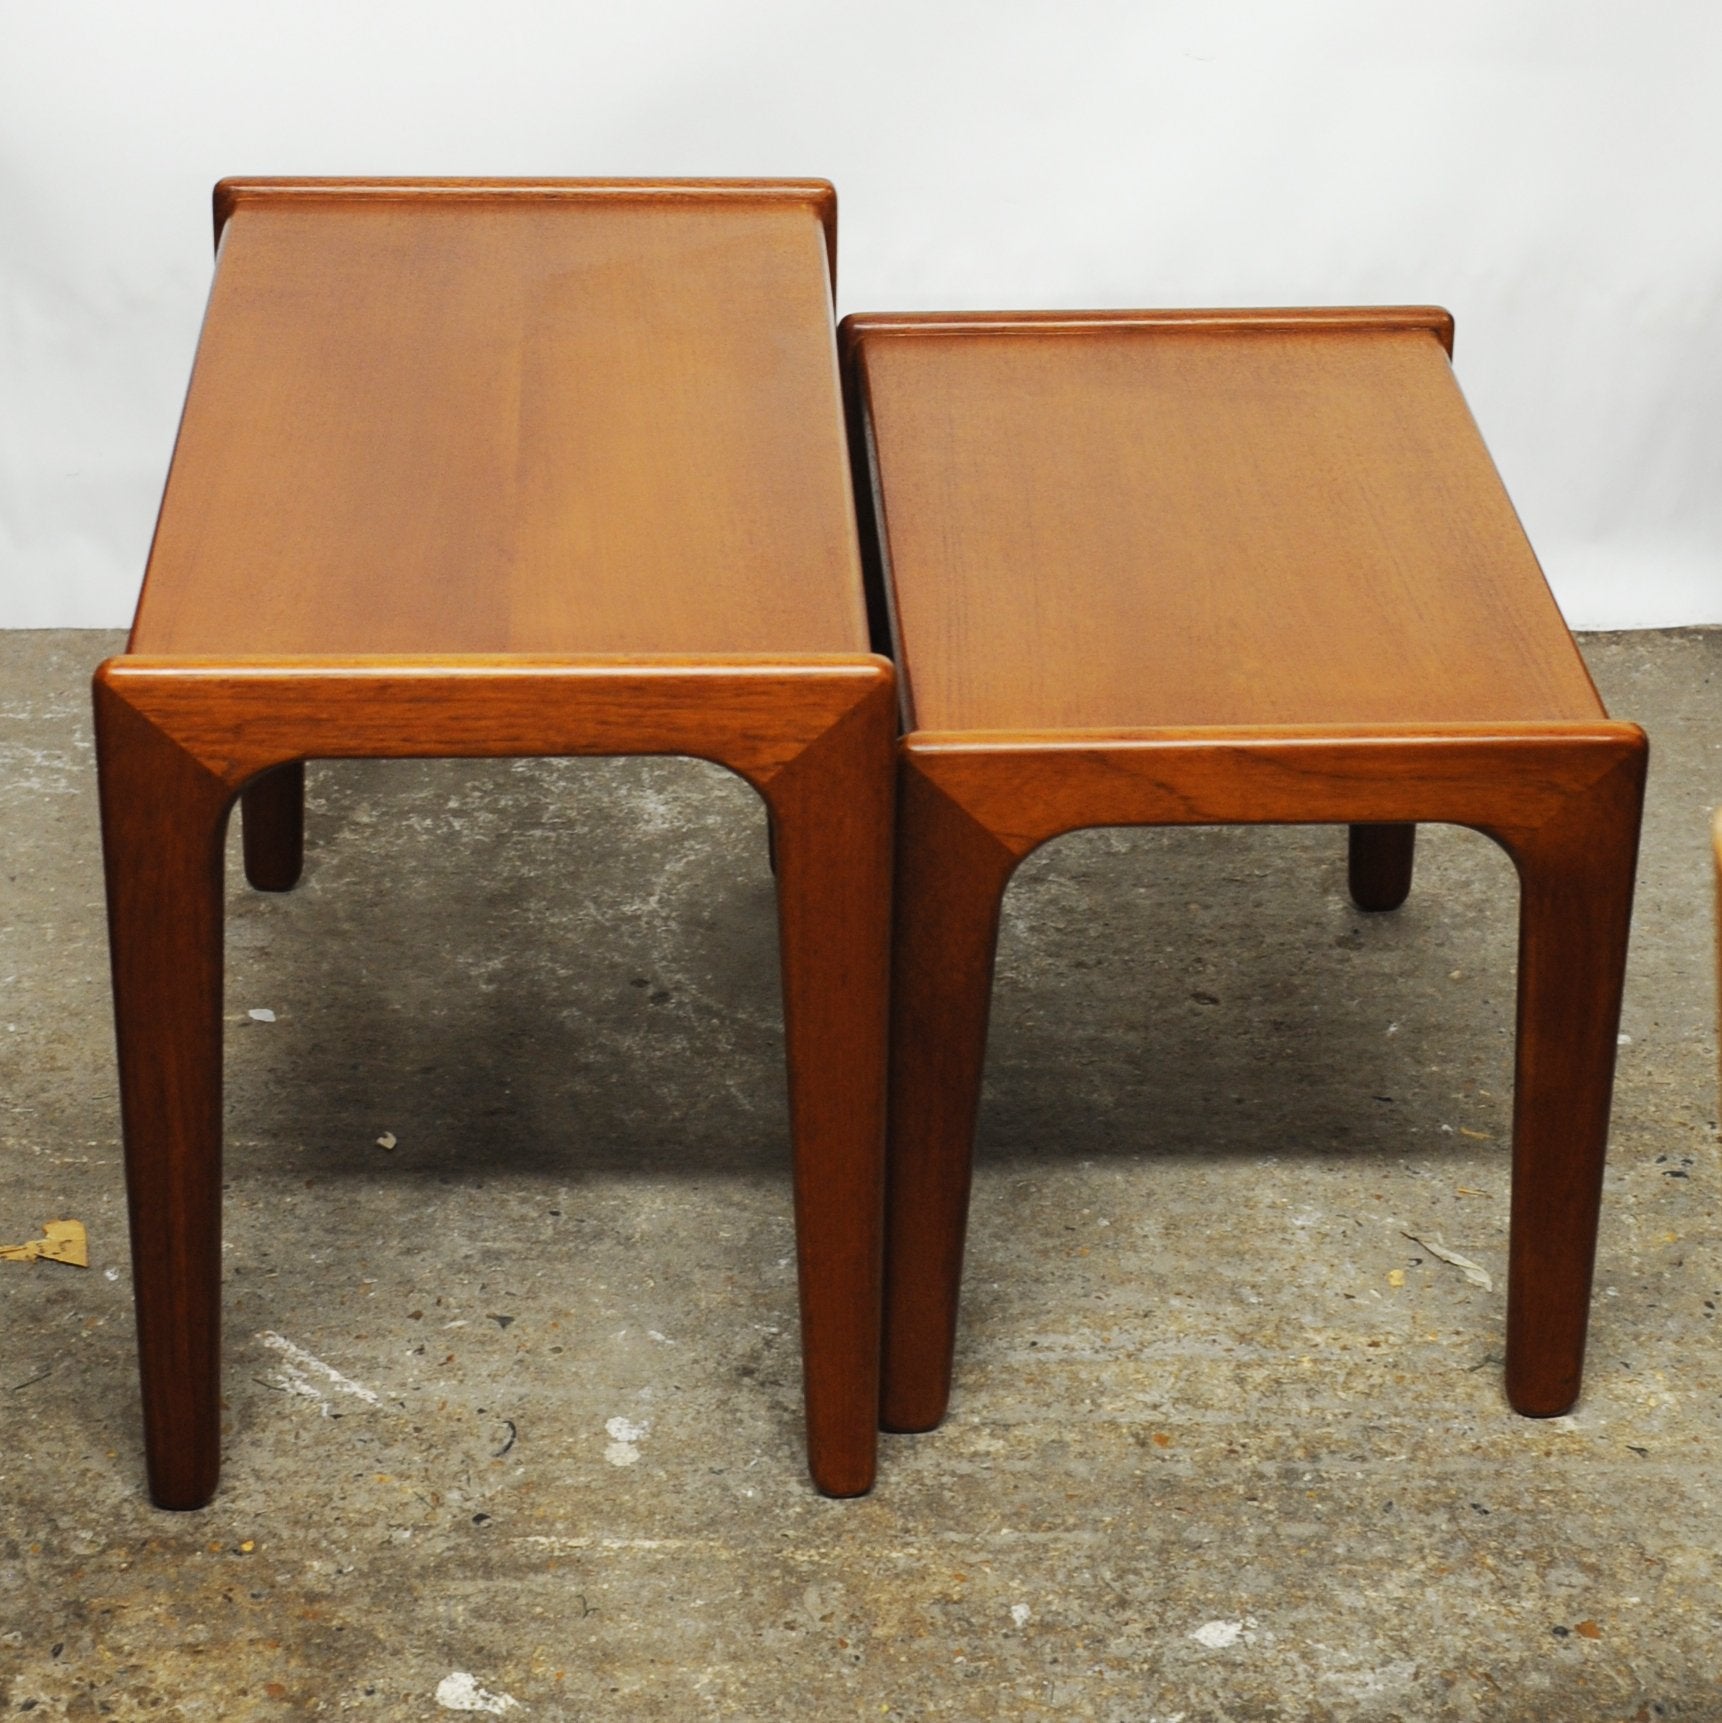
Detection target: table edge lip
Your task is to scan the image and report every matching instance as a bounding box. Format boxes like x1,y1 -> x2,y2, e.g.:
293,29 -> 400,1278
214,176 -> 838,247
841,305 -> 1455,353
900,719 -> 1642,754
101,651 -> 892,680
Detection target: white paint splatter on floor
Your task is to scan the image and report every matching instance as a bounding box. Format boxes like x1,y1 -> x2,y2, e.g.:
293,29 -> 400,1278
434,1670 -> 519,1713
1190,1619 -> 1244,1649
258,1330 -> 380,1416
1010,1603 -> 1032,1628
605,1414 -> 650,1466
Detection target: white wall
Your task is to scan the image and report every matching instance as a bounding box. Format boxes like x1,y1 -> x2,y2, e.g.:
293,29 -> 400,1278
2,0 -> 1719,629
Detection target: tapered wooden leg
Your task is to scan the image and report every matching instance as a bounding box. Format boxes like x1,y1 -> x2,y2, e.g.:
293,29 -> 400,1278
764,690 -> 896,1495
880,757 -> 1020,1432
1497,750 -> 1645,1416
94,680 -> 236,1509
1348,822 -> 1416,911
241,762 -> 304,891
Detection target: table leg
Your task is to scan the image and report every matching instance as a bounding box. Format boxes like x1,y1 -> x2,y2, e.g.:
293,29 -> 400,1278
880,758 -> 1019,1433
765,692 -> 895,1495
241,761 -> 305,891
94,681 -> 235,1509
1348,822 -> 1416,911
1497,751 -> 1645,1415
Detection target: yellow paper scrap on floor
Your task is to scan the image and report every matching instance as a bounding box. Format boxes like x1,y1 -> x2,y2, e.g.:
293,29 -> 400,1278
0,1219 -> 89,1267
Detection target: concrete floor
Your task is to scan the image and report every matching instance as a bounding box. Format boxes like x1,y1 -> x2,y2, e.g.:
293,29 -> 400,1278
1,627 -> 1718,1721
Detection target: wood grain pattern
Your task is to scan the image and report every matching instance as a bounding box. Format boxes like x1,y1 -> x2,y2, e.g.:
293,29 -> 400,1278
102,656 -> 891,787
100,180 -> 889,1507
845,309 -> 1602,734
893,723 -> 1639,845
134,181 -> 862,657
847,311 -> 1646,1439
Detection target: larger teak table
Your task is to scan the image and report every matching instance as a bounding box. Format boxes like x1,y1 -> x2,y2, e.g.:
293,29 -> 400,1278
843,306 -> 1647,1438
96,179 -> 895,1506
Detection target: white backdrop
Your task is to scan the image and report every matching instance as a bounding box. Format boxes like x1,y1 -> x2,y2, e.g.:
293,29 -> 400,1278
2,0 -> 1719,629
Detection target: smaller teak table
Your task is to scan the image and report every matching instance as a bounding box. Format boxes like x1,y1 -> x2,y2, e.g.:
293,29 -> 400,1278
96,179 -> 894,1506
843,307 -> 1647,1437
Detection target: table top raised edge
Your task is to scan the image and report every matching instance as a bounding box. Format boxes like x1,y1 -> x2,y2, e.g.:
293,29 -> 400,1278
214,176 -> 839,289
842,305 -> 1454,353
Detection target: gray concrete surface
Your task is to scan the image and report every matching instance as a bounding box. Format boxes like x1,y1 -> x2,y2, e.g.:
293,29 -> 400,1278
1,627 -> 1718,1721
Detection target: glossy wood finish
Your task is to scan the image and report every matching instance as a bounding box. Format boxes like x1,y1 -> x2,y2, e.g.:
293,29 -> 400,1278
849,309 -> 1601,734
99,180 -> 891,1507
132,181 -> 863,658
845,309 -> 1646,1436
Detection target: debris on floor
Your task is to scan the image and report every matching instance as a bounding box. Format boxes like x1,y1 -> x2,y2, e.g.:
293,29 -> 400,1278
1402,1230 -> 1493,1291
0,1218 -> 88,1266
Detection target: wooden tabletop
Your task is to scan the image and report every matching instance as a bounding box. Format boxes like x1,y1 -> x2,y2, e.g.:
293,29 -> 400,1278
846,311 -> 1606,735
129,180 -> 869,658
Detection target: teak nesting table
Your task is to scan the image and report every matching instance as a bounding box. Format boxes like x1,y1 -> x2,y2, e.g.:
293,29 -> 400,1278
843,308 -> 1647,1436
100,182 -> 1648,1508
95,179 -> 894,1506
